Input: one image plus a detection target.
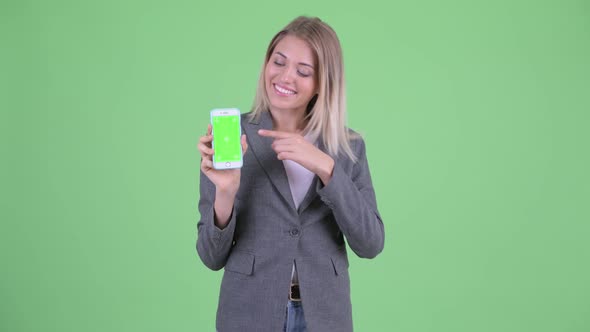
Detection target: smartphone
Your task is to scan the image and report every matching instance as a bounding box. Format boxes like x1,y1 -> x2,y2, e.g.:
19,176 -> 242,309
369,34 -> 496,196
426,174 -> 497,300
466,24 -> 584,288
210,108 -> 243,169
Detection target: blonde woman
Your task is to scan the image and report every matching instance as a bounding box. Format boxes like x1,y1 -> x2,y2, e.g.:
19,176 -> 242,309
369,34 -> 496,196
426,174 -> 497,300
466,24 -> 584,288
197,16 -> 384,332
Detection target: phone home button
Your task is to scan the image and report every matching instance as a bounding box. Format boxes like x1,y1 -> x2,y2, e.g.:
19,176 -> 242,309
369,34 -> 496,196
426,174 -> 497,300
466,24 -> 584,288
225,162 -> 231,167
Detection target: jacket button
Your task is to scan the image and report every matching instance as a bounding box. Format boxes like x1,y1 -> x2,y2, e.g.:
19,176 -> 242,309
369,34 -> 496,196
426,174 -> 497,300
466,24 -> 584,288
290,228 -> 300,237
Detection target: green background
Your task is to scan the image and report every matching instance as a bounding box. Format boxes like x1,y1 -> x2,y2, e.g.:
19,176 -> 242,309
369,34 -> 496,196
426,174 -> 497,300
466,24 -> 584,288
2,0 -> 589,331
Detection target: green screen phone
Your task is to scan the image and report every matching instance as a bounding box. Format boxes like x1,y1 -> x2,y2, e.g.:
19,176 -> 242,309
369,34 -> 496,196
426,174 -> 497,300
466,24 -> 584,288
210,108 -> 243,169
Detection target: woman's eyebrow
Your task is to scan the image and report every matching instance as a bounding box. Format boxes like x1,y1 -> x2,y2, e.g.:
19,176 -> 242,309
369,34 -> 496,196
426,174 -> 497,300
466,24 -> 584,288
275,51 -> 314,69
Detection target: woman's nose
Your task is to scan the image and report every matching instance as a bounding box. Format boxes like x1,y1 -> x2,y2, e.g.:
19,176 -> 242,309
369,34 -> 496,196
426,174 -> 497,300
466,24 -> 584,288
279,66 -> 296,83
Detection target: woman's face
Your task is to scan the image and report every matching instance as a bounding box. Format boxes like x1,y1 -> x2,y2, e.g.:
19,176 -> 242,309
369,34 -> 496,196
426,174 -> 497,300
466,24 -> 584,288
264,35 -> 317,115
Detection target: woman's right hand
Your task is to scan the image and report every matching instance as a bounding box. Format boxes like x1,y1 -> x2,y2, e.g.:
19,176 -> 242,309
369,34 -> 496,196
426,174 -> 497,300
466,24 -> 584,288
197,124 -> 248,196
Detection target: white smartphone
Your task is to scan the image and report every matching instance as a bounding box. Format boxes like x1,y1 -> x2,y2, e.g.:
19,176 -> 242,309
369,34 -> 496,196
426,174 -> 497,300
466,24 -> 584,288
210,108 -> 243,169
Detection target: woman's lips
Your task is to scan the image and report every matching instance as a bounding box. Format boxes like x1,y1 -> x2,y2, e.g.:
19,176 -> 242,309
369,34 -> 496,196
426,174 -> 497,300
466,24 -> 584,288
273,83 -> 296,96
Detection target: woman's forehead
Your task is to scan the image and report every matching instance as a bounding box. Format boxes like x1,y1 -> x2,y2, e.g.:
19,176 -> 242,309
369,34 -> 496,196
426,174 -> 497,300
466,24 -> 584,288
273,35 -> 316,65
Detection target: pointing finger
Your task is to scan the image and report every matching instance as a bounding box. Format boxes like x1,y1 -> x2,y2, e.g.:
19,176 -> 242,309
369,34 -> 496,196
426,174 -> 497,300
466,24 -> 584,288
257,129 -> 292,139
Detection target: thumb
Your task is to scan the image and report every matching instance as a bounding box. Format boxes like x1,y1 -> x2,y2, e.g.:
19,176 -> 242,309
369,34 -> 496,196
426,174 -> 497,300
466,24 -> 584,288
241,135 -> 248,155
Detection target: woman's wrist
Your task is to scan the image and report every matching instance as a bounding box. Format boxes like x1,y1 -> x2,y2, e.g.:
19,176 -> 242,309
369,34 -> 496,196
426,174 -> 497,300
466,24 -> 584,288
216,186 -> 238,198
318,157 -> 335,185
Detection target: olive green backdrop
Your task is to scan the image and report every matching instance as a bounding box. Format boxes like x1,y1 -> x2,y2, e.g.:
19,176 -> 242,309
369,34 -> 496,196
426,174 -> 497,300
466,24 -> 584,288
1,0 -> 589,331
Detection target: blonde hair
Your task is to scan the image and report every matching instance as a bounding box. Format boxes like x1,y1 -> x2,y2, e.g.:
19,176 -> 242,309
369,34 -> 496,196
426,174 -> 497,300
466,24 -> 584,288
250,16 -> 358,162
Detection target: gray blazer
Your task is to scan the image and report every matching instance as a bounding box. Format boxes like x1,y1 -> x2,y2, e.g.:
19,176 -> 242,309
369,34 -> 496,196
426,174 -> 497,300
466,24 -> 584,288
196,111 -> 384,332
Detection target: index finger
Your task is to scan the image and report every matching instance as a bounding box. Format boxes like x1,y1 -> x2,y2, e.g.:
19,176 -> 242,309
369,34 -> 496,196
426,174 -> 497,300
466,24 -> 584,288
258,129 -> 292,139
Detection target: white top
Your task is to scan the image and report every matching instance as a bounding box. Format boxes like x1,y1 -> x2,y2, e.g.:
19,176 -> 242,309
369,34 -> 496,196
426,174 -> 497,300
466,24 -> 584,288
284,159 -> 315,210
283,135 -> 316,285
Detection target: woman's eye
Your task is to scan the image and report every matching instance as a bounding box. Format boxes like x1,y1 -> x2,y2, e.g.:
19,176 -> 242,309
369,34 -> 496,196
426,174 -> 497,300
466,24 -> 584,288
273,61 -> 285,66
297,70 -> 311,77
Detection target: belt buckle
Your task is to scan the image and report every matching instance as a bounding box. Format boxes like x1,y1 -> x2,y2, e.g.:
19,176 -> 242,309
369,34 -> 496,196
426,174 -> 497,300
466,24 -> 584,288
289,283 -> 301,302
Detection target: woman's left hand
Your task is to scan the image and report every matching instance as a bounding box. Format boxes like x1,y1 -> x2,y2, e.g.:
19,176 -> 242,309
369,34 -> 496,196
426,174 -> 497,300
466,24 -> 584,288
258,129 -> 334,185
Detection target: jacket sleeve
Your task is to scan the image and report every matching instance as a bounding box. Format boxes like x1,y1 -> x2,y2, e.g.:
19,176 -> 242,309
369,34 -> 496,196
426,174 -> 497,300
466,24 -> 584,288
196,170 -> 238,271
316,137 -> 385,258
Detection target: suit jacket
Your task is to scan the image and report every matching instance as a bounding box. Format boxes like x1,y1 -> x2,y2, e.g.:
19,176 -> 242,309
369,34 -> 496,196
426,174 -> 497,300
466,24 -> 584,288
196,111 -> 384,332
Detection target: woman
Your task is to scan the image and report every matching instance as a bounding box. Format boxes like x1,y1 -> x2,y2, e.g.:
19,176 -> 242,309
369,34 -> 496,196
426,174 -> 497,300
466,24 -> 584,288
197,16 -> 384,332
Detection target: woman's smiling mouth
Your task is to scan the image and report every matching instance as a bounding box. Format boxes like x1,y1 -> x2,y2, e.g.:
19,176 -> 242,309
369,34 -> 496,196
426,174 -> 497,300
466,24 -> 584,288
273,83 -> 297,96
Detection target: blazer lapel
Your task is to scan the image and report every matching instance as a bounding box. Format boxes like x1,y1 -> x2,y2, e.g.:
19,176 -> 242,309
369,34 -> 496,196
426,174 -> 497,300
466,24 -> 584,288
297,176 -> 319,214
243,111 -> 296,211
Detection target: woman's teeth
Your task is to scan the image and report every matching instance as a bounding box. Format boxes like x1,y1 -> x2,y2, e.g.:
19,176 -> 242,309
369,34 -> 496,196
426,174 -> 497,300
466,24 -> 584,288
275,84 -> 296,95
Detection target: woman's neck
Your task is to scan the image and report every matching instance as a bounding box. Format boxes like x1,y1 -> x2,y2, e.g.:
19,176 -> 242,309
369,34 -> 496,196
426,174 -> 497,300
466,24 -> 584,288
269,108 -> 307,133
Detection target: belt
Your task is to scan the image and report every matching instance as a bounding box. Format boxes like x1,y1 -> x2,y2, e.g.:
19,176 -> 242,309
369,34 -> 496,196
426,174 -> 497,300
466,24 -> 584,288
289,283 -> 301,301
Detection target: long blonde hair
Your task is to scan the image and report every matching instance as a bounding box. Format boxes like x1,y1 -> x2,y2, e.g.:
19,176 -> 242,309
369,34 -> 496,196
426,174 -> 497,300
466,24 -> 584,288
250,16 -> 358,162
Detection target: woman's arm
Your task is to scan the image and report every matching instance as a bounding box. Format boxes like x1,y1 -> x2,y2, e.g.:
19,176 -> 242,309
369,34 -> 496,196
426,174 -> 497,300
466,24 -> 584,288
195,126 -> 247,270
196,171 -> 238,271
316,138 -> 385,258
